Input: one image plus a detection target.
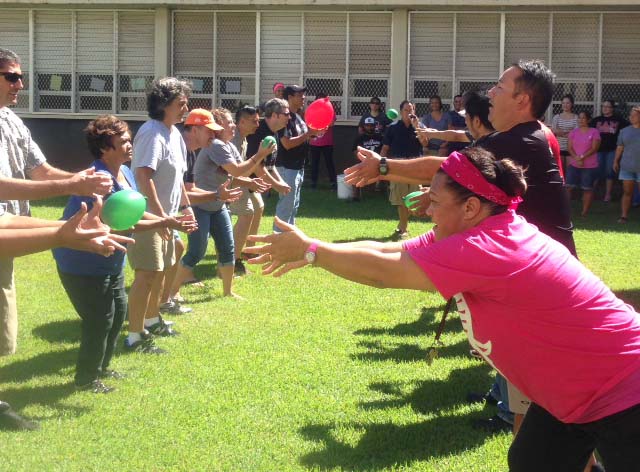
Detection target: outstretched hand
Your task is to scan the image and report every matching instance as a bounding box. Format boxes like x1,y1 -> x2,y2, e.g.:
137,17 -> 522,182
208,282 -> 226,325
59,195 -> 134,256
217,180 -> 244,202
69,167 -> 113,197
245,217 -> 314,277
343,147 -> 382,187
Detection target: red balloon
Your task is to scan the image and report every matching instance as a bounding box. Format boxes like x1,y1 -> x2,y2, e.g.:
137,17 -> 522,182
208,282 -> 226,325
305,97 -> 335,130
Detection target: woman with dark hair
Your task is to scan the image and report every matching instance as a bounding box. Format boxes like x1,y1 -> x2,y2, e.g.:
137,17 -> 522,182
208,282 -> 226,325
53,115 -> 196,391
551,94 -> 579,173
249,147 -> 640,472
567,110 -> 601,216
420,95 -> 451,156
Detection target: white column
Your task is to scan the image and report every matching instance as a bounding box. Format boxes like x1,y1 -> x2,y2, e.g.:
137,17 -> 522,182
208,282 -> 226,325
154,7 -> 170,78
390,8 -> 408,108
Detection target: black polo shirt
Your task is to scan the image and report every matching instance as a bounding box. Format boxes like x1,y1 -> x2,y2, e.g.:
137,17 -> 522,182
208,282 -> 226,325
479,121 -> 576,256
383,120 -> 423,159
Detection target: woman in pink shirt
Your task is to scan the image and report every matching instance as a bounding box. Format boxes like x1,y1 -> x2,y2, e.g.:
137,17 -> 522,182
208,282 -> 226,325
568,110 -> 601,217
249,147 -> 640,472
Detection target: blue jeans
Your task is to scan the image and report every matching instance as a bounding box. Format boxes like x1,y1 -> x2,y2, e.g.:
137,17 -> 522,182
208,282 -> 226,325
490,373 -> 515,425
182,206 -> 235,269
597,150 -> 617,180
274,167 -> 304,232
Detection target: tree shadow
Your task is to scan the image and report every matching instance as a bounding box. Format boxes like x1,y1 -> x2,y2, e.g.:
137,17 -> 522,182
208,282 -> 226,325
32,318 -> 80,344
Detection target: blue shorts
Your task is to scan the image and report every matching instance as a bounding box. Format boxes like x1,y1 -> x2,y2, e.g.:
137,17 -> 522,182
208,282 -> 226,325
619,170 -> 640,182
566,165 -> 598,190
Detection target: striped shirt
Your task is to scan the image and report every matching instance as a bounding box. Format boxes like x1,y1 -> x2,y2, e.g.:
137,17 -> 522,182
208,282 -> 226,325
551,113 -> 578,151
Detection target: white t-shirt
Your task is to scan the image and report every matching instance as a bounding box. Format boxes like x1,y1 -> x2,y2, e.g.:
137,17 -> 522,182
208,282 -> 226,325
131,119 -> 187,215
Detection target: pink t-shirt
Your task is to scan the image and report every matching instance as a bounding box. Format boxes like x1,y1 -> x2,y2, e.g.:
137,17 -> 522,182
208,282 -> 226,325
568,127 -> 600,168
403,211 -> 640,423
309,125 -> 334,147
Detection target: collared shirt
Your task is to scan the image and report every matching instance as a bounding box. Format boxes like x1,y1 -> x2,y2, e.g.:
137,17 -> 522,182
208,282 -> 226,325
0,107 -> 47,215
277,112 -> 308,170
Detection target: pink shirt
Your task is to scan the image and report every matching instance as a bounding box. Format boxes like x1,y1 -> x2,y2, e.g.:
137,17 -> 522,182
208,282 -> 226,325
568,127 -> 600,168
403,211 -> 640,423
309,124 -> 334,147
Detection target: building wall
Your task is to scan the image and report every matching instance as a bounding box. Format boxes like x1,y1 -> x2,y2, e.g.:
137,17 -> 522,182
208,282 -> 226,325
3,4 -> 640,171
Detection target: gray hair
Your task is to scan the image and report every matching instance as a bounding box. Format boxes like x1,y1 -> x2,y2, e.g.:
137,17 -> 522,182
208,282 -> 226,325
147,77 -> 192,120
262,98 -> 289,118
0,48 -> 21,70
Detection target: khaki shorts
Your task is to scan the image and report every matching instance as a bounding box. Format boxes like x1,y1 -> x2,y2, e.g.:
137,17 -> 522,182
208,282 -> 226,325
0,258 -> 17,356
229,189 -> 254,216
389,182 -> 421,206
127,230 -> 176,272
507,379 -> 531,415
230,190 -> 264,216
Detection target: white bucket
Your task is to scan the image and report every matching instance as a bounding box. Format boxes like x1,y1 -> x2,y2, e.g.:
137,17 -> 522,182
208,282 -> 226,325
336,174 -> 352,200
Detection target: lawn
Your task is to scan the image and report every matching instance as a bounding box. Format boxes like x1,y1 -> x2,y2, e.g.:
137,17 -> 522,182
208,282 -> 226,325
1,187 -> 638,471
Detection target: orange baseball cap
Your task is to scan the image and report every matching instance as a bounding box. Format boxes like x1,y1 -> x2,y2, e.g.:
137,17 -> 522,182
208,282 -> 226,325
184,109 -> 223,131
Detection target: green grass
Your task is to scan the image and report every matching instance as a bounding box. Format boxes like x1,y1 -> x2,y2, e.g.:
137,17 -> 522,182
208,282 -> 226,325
1,187 -> 639,471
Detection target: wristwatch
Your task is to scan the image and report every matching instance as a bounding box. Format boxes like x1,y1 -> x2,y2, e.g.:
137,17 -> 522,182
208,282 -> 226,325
379,157 -> 388,176
304,240 -> 319,265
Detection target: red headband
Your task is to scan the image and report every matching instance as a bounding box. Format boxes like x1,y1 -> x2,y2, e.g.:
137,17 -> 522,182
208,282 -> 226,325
441,151 -> 522,209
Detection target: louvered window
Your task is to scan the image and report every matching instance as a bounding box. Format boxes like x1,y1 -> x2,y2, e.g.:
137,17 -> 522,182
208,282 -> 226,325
0,10 -> 30,111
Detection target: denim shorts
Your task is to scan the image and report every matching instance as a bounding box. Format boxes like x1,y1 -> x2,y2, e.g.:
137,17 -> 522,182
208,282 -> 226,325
566,165 -> 599,190
619,170 -> 640,182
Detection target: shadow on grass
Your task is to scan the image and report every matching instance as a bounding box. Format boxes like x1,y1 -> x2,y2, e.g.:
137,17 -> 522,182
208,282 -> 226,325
0,348 -> 76,383
360,365 -> 492,415
614,288 -> 640,309
354,305 -> 459,338
352,337 -> 469,364
298,412 -> 499,471
0,382 -> 88,419
32,318 -> 80,344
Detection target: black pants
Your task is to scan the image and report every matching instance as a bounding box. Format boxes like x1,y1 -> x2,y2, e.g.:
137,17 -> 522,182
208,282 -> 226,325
310,145 -> 336,187
509,402 -> 640,472
58,269 -> 127,386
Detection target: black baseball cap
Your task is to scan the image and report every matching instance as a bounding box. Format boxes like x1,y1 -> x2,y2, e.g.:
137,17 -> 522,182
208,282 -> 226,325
284,85 -> 307,99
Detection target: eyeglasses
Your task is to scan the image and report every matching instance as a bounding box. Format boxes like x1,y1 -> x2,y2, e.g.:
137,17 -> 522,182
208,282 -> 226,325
0,72 -> 24,83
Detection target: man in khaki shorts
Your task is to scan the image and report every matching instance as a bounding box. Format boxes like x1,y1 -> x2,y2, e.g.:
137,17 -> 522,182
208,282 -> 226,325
124,77 -> 195,354
379,100 -> 424,241
231,106 -> 265,276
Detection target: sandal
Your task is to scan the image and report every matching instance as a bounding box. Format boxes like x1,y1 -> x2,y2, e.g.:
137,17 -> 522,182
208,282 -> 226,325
617,216 -> 628,224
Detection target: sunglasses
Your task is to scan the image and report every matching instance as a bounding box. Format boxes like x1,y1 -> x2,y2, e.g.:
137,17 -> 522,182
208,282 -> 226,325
0,72 -> 24,83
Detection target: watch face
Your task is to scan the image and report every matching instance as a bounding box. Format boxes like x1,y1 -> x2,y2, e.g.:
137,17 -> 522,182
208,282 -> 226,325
305,251 -> 316,264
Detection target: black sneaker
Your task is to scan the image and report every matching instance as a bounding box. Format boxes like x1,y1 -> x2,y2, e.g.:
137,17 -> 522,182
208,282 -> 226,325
0,402 -> 39,431
159,300 -> 192,315
99,369 -> 126,380
466,391 -> 498,406
472,415 -> 512,433
146,316 -> 180,337
123,334 -> 167,354
234,259 -> 247,277
76,379 -> 115,394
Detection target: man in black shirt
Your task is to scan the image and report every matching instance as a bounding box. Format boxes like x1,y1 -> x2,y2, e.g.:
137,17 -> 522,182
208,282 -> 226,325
273,85 -> 323,231
346,59 -> 576,256
382,100 -> 424,240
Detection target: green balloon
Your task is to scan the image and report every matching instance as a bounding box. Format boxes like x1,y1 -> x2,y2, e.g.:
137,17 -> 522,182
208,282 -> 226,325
262,136 -> 277,148
403,190 -> 423,209
386,108 -> 399,120
102,189 -> 146,231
